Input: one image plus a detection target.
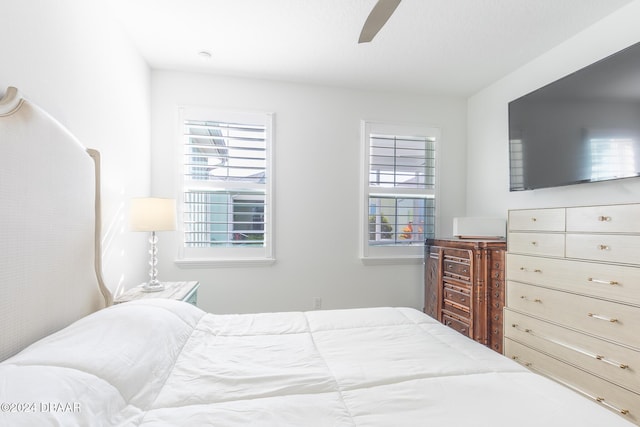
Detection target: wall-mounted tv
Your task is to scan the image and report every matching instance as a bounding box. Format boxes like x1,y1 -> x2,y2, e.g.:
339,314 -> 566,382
508,41 -> 640,191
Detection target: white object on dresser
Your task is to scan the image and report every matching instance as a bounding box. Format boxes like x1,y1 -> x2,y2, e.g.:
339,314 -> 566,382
452,217 -> 506,238
114,281 -> 199,306
505,203 -> 640,425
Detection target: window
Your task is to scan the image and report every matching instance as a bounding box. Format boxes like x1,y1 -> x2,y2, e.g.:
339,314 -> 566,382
361,121 -> 438,262
177,107 -> 273,266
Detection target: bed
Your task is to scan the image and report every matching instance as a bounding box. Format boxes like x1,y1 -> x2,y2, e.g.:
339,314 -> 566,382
0,87 -> 635,426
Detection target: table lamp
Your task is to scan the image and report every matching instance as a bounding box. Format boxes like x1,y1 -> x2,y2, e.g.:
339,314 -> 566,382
130,197 -> 176,292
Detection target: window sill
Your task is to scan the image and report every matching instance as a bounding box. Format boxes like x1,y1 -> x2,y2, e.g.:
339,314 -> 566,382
360,256 -> 423,266
175,258 -> 276,268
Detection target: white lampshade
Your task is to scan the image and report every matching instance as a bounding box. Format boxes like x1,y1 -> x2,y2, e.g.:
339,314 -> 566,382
130,198 -> 176,232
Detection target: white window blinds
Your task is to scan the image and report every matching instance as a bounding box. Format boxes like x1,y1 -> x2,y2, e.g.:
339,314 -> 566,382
179,108 -> 273,264
361,121 -> 438,261
369,134 -> 435,190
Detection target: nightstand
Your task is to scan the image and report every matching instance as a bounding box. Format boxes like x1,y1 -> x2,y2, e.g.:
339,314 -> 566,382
114,281 -> 200,306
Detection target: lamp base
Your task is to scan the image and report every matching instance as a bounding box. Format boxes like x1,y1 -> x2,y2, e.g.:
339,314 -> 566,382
141,280 -> 165,292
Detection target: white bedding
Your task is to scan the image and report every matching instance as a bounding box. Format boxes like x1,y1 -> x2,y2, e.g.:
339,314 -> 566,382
0,301 -> 633,426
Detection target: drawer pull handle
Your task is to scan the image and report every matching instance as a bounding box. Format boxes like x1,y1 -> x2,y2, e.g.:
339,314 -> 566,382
587,313 -> 618,323
531,241 -> 538,246
597,215 -> 611,222
595,397 -> 629,415
554,377 -> 631,416
587,277 -> 619,286
519,267 -> 542,273
530,217 -> 537,222
511,323 -> 531,333
520,296 -> 542,303
595,355 -> 629,370
512,355 -> 532,367
512,324 -> 630,370
598,244 -> 610,251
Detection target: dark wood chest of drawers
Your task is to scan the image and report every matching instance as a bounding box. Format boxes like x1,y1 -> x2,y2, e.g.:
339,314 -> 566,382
424,238 -> 506,353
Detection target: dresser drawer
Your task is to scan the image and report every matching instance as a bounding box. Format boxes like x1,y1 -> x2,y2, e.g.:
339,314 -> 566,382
489,303 -> 504,354
443,258 -> 471,281
489,277 -> 505,353
507,281 -> 640,350
505,339 -> 639,423
505,309 -> 640,395
490,249 -> 505,270
443,300 -> 470,320
567,204 -> 640,233
442,313 -> 470,337
489,322 -> 503,354
489,289 -> 504,311
509,208 -> 565,232
566,233 -> 640,265
507,253 -> 640,306
442,248 -> 471,261
443,286 -> 471,310
508,232 -> 565,257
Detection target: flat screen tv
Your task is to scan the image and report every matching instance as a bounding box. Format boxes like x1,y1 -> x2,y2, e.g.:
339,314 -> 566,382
508,41 -> 640,191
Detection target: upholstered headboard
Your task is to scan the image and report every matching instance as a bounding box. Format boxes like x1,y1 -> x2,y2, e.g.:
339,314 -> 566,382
0,87 -> 112,361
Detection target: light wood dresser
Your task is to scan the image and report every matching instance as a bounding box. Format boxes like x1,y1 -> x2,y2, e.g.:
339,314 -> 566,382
504,203 -> 640,424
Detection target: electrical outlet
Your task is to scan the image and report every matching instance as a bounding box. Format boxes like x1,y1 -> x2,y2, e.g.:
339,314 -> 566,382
313,297 -> 322,310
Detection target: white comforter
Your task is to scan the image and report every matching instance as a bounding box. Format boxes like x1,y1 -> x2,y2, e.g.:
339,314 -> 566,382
0,300 -> 633,426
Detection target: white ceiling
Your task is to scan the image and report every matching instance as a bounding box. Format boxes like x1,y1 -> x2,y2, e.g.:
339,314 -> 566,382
109,0 -> 635,97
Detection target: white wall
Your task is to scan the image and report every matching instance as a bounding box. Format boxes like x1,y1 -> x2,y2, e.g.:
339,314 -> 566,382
467,0 -> 640,216
0,0 -> 151,296
151,71 -> 467,313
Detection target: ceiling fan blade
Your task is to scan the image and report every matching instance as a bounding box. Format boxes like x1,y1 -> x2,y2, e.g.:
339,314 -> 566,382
358,0 -> 401,43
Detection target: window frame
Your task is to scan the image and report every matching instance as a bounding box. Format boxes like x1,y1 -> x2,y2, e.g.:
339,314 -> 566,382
175,106 -> 275,268
360,120 -> 440,264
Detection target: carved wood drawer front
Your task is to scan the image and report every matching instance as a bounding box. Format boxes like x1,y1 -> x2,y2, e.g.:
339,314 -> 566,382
490,330 -> 503,354
492,249 -> 505,269
490,292 -> 504,311
507,232 -> 565,257
443,260 -> 471,281
509,208 -> 565,232
442,313 -> 470,337
490,280 -> 505,311
506,253 -> 640,306
442,248 -> 471,261
505,309 -> 640,395
489,307 -> 504,353
567,204 -> 640,233
566,233 -> 640,265
442,250 -> 472,282
505,339 -> 639,423
507,282 -> 640,350
443,301 -> 470,320
444,286 -> 470,310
